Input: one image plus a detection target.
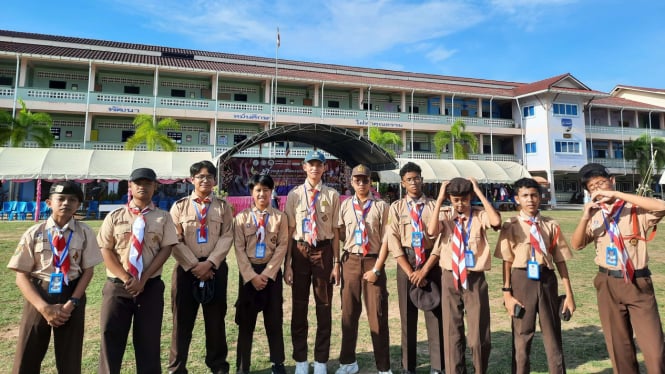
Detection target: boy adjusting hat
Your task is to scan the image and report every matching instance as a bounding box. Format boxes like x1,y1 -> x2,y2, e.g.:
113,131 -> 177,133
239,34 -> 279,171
304,150 -> 326,163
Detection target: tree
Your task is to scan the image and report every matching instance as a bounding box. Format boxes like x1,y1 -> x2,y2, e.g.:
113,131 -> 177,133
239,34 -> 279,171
0,98 -> 54,147
125,114 -> 180,151
625,134 -> 665,193
368,126 -> 402,157
433,119 -> 478,159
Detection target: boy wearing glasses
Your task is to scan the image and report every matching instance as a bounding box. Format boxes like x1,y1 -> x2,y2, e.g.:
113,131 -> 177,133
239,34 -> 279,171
168,160 -> 234,374
386,161 -> 444,374
571,163 -> 665,373
335,165 -> 391,374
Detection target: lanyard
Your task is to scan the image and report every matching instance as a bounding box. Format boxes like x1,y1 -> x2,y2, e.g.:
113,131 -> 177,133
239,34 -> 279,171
303,185 -> 320,215
407,199 -> 424,231
602,201 -> 626,246
192,200 -> 208,222
47,229 -> 73,270
455,213 -> 473,249
353,197 -> 372,228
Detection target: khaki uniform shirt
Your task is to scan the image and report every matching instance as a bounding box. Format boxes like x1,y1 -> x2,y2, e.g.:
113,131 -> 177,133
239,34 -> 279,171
170,193 -> 234,270
386,195 -> 440,258
435,206 -> 493,271
578,201 -> 664,270
8,217 -> 102,282
285,181 -> 341,240
97,203 -> 179,278
494,212 -> 572,269
234,206 -> 288,284
338,195 -> 389,254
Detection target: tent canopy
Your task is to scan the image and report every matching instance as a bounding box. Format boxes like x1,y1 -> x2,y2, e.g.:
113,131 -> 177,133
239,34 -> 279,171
216,123 -> 399,171
378,158 -> 531,184
0,148 -> 212,183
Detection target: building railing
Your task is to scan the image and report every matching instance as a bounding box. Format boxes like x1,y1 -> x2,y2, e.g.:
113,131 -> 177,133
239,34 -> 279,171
400,152 -> 518,162
588,158 -> 637,169
586,125 -> 665,138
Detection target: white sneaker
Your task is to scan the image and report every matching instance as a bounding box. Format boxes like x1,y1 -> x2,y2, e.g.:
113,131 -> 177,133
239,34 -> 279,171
314,361 -> 328,374
378,371 -> 393,374
295,361 -> 310,374
335,361 -> 359,374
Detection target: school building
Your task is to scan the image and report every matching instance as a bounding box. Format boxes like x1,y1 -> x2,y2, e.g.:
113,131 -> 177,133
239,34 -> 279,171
1,29 -> 664,205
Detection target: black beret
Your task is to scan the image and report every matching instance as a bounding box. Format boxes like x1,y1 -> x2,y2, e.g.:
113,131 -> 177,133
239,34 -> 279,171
49,181 -> 83,201
446,177 -> 473,196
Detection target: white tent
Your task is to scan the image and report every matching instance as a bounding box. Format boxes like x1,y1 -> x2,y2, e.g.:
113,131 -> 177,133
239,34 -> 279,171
0,148 -> 213,183
378,158 -> 531,183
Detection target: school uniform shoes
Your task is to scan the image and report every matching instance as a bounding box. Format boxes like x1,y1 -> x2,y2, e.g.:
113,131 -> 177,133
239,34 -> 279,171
272,363 -> 287,374
295,361 -> 310,374
335,361 -> 359,374
314,361 -> 328,374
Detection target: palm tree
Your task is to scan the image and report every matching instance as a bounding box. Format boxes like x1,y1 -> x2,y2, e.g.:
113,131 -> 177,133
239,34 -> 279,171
369,126 -> 402,157
125,114 -> 180,151
0,98 -> 54,147
433,119 -> 478,159
625,134 -> 665,193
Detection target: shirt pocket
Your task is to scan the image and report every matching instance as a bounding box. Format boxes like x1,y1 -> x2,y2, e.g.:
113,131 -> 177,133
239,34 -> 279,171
208,214 -> 223,238
67,234 -> 85,268
113,224 -> 132,252
179,214 -> 199,237
34,239 -> 52,269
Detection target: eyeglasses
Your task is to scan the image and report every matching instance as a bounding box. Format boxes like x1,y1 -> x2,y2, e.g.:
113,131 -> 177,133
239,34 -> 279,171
586,179 -> 610,192
193,175 -> 215,182
403,176 -> 422,184
353,178 -> 370,185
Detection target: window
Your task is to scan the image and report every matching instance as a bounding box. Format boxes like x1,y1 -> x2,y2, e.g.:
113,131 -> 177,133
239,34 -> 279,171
276,97 -> 286,104
234,93 -> 248,102
525,142 -> 537,154
171,89 -> 186,97
554,141 -> 580,154
124,86 -> 140,94
0,76 -> 13,86
523,106 -> 535,118
49,80 -> 67,89
553,103 -> 578,116
328,100 -> 340,108
362,103 -> 373,110
409,106 -> 419,113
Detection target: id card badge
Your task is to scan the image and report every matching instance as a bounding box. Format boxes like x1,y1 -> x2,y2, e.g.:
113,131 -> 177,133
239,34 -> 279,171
527,260 -> 540,280
196,227 -> 208,244
606,245 -> 618,267
411,231 -> 423,247
302,218 -> 311,234
48,272 -> 64,294
464,250 -> 476,268
255,242 -> 266,259
354,229 -> 363,245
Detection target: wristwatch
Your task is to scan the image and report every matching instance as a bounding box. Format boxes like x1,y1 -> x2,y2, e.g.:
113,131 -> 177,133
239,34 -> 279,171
69,297 -> 80,308
372,267 -> 382,276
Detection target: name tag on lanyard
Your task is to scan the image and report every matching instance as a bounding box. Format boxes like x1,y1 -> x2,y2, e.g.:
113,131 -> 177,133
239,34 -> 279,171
255,242 -> 266,259
196,227 -> 208,244
411,231 -> 422,247
527,259 -> 540,280
464,250 -> 476,268
302,218 -> 311,234
606,244 -> 618,267
49,272 -> 64,294
354,229 -> 363,245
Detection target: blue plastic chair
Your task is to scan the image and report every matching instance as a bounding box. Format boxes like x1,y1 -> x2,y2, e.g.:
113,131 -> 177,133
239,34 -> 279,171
39,201 -> 51,220
9,201 -> 27,221
86,201 -> 100,220
0,201 -> 16,220
158,200 -> 169,211
25,201 -> 36,220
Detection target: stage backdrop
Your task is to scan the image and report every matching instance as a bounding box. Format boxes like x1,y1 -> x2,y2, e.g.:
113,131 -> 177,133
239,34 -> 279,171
221,157 -> 349,197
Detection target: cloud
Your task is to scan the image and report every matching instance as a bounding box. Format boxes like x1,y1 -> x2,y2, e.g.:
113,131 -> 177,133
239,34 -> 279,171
425,47 -> 457,63
488,0 -> 579,31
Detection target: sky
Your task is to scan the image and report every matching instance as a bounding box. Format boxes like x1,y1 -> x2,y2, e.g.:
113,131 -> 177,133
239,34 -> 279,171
3,0 -> 665,92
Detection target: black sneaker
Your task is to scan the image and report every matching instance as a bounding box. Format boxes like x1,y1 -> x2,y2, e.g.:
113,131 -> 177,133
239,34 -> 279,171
272,363 -> 287,374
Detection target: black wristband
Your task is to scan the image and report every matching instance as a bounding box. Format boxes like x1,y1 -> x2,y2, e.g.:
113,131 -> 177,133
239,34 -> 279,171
502,287 -> 513,292
69,297 -> 80,307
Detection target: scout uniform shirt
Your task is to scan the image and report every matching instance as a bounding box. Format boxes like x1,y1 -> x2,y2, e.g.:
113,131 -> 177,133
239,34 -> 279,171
338,195 -> 389,254
234,206 -> 289,284
170,193 -> 234,270
494,212 -> 572,269
285,181 -> 341,241
435,206 -> 493,272
97,202 -> 179,278
386,195 -> 441,259
8,217 -> 102,281
579,201 -> 665,270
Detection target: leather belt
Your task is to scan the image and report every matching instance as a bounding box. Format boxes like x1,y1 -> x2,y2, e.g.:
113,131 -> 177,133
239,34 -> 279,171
598,266 -> 651,279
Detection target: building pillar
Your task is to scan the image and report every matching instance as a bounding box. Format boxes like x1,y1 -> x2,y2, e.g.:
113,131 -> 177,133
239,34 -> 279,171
547,170 -> 557,208
19,58 -> 28,87
659,112 -> 664,130
401,92 -> 406,113
312,84 -> 320,107
634,111 -> 639,128
478,97 -> 483,117
209,119 -> 217,147
608,141 -> 614,159
263,79 -> 271,103
607,108 -> 611,126
88,64 -> 97,92
402,130 -> 408,154
440,94 -> 446,116
84,114 -> 93,143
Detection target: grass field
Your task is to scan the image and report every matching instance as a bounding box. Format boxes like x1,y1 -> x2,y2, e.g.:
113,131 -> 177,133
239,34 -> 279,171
1,210 -> 664,373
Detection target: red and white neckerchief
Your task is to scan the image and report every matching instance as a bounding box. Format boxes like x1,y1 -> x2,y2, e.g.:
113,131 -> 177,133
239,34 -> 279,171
524,215 -> 548,257
252,209 -> 269,243
408,199 -> 425,267
193,196 -> 211,241
49,226 -> 72,285
304,184 -> 320,246
601,200 -> 635,282
452,215 -> 467,290
128,205 -> 151,280
352,196 -> 372,256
